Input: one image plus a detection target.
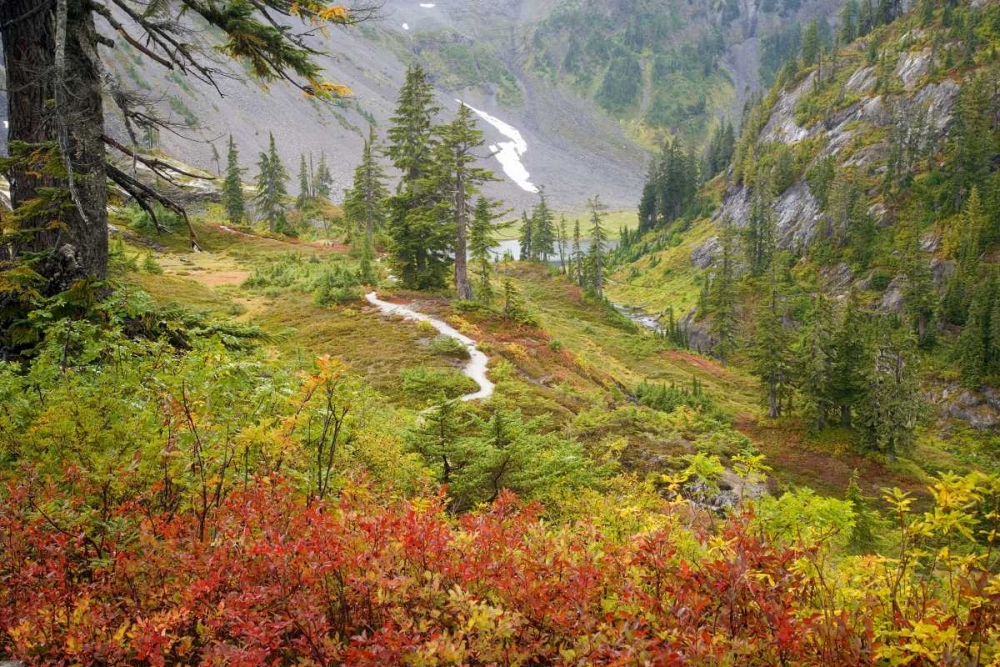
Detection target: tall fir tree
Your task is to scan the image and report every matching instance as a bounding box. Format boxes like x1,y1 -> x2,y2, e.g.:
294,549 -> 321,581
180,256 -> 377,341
957,273 -> 1000,386
587,196 -> 608,297
313,153 -> 333,200
254,133 -> 289,233
899,219 -> 936,346
572,219 -> 584,287
749,267 -> 794,419
856,323 -> 919,462
222,135 -> 246,226
942,187 -> 986,325
801,20 -> 821,67
797,295 -> 836,429
557,216 -> 569,273
709,216 -> 739,364
469,197 -> 499,304
344,127 -> 389,249
745,174 -> 776,276
830,291 -> 869,428
296,154 -> 311,209
385,65 -> 451,289
437,104 -> 494,300
519,212 -> 534,261
531,189 -> 556,262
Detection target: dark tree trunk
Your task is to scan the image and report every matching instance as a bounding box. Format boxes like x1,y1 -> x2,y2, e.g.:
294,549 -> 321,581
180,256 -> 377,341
0,0 -> 108,292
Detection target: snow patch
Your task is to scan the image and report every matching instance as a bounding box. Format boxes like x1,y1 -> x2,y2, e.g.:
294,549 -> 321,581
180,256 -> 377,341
458,100 -> 539,194
420,2 -> 436,6
402,22 -> 409,30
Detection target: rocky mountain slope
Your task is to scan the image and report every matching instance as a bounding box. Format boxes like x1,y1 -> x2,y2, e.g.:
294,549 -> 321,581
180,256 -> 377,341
610,0 -> 1000,435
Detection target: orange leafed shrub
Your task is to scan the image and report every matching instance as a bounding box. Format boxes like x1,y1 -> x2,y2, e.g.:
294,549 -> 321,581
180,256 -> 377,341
2,474 -> 999,665
1,477 -> 872,666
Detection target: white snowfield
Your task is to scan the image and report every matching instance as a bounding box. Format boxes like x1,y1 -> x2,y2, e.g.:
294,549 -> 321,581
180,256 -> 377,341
458,101 -> 539,194
419,3 -> 436,7
365,292 -> 495,402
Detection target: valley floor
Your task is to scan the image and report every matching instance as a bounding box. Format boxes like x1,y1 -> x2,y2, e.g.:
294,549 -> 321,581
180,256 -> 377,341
124,209 -> 970,506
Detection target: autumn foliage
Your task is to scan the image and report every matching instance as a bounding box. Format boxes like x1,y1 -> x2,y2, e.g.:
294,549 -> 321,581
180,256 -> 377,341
0,472 -> 996,666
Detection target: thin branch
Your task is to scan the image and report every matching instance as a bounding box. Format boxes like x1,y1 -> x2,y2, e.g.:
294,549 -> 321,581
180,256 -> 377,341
107,164 -> 202,251
103,134 -> 215,181
89,1 -> 176,70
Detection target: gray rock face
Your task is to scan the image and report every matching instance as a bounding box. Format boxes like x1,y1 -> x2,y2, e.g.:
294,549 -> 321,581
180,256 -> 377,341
713,56 -> 960,262
895,50 -> 931,91
690,235 -> 721,269
930,257 -> 956,288
681,308 -> 717,355
880,277 -> 907,313
714,178 -> 821,252
921,232 -> 941,253
844,66 -> 877,94
774,180 -> 822,250
760,72 -> 816,145
941,388 -> 1000,430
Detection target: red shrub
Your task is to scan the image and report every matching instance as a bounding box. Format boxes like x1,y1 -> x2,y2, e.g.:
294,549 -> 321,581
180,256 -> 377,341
0,478 -> 871,665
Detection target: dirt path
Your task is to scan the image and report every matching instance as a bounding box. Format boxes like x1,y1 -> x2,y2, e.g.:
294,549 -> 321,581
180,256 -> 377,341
365,292 -> 495,402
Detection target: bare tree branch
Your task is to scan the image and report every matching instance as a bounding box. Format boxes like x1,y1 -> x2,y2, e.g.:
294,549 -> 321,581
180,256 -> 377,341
107,164 -> 202,251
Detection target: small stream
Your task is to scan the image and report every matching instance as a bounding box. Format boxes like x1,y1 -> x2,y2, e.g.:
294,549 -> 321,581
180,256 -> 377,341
613,303 -> 665,334
365,292 -> 495,402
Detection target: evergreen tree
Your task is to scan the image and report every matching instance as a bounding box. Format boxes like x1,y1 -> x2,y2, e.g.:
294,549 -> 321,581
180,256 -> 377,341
749,267 -> 794,419
801,20 -> 821,67
357,233 -> 378,285
436,104 -> 494,300
531,190 -> 556,262
899,219 -> 936,346
345,127 -> 389,249
222,135 -> 246,226
709,216 -> 739,364
469,197 -> 499,303
638,140 -> 701,233
797,295 -> 836,429
587,196 -> 608,297
745,175 -> 776,276
830,291 -> 869,428
385,66 -> 450,289
957,273 -> 1000,386
557,216 -> 569,274
519,212 -> 534,261
296,154 -> 311,210
948,74 -> 996,212
410,400 -> 468,488
254,133 -> 289,233
840,0 -> 859,43
313,153 -> 334,200
638,162 -> 658,233
572,219 -> 584,287
856,323 -> 920,462
942,188 -> 986,326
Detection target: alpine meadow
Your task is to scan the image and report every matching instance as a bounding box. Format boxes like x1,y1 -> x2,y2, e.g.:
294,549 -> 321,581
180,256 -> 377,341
5,0 -> 1000,665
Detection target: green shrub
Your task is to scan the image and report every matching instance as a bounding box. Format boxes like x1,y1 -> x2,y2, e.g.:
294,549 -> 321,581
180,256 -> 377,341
430,335 -> 470,359
400,367 -> 477,401
313,265 -> 362,306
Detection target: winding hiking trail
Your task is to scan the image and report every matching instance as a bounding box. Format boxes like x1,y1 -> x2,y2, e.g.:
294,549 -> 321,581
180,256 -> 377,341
365,292 -> 495,402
